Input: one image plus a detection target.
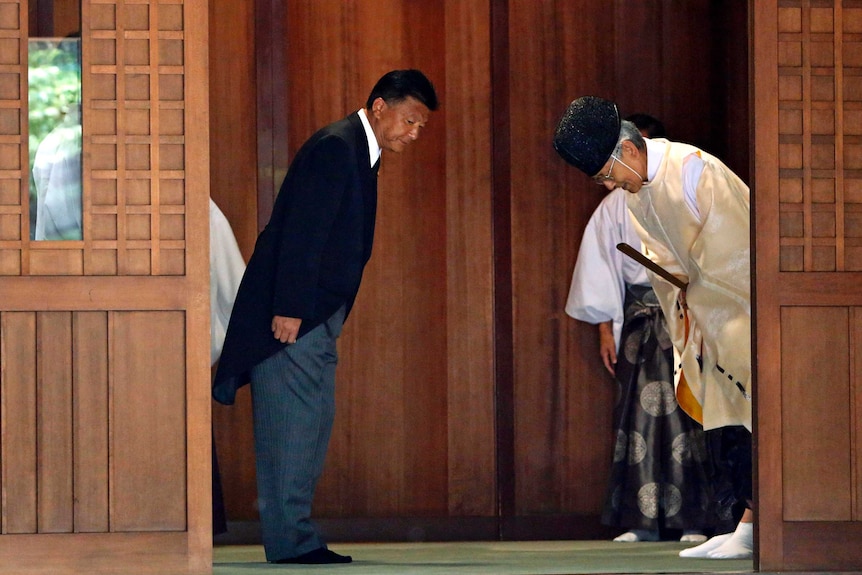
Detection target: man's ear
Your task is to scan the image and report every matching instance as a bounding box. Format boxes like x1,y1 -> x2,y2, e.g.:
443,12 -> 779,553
371,97 -> 386,117
621,139 -> 639,159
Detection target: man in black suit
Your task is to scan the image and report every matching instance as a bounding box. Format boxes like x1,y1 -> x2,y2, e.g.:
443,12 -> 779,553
213,69 -> 438,564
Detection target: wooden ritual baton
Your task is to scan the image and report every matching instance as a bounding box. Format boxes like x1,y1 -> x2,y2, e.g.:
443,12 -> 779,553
615,243 -> 688,289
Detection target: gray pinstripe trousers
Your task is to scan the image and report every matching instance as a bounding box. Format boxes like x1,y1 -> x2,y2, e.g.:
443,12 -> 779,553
249,305 -> 345,562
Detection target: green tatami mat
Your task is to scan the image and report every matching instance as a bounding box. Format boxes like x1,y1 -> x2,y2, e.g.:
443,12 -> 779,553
214,540 -> 753,574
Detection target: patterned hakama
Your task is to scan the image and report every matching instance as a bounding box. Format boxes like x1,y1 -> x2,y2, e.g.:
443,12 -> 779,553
600,284 -> 714,532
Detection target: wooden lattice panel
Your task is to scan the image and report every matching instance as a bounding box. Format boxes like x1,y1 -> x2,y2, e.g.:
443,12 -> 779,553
0,0 -> 24,275
778,1 -> 862,271
79,0 -> 187,276
0,0 -> 191,277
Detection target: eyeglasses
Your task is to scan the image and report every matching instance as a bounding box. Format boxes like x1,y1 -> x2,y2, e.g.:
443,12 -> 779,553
592,155 -> 618,185
592,154 -> 647,187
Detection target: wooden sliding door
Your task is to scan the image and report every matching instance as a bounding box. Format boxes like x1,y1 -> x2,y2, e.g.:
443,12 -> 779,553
753,0 -> 862,570
0,0 -> 211,572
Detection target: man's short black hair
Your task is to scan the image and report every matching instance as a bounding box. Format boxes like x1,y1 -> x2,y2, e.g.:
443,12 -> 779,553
366,69 -> 439,111
625,113 -> 666,139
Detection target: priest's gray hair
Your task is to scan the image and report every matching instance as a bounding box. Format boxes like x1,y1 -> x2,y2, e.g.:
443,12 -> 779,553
612,120 -> 646,156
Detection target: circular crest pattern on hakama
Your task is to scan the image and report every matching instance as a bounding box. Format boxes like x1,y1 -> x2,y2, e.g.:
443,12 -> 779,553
663,484 -> 683,518
672,430 -> 709,465
636,483 -> 683,519
627,431 -> 647,465
613,429 -> 627,463
636,483 -> 660,518
608,484 -> 622,511
640,380 -> 678,417
622,330 -> 642,365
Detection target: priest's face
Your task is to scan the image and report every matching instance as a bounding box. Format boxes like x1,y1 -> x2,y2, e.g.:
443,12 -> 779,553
593,141 -> 647,194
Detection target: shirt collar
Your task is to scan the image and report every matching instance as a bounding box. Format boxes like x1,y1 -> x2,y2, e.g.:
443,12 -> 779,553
358,108 -> 381,167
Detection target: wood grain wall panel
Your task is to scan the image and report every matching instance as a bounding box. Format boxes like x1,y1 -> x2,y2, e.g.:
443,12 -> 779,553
658,1 -> 714,150
215,2 -> 472,519
283,1 -> 348,161
208,0 -> 750,539
443,0 -> 496,517
208,0 -> 281,523
613,0 -> 718,157
110,311 -> 186,531
72,311 -> 109,532
1,312 -> 37,533
36,311 -> 74,533
279,1 -> 370,516
272,1 -> 451,518
212,391 -> 256,521
509,0 -> 618,516
612,1 -> 663,121
507,0 -> 747,521
781,306 -> 852,520
854,307 -> 862,521
207,0 -> 256,258
398,0 -> 449,517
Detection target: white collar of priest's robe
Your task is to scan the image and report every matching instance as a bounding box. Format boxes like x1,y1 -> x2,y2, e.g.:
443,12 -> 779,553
644,137 -> 666,183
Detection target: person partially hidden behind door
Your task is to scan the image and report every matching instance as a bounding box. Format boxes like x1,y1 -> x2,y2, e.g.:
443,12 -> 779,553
555,96 -> 753,559
209,198 -> 247,537
566,114 -> 714,544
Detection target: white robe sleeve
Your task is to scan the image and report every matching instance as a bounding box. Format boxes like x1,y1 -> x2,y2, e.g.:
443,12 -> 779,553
210,199 -> 246,366
565,189 -> 647,350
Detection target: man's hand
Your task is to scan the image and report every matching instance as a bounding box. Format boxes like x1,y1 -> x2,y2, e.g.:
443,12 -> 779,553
598,321 -> 617,376
272,315 -> 302,344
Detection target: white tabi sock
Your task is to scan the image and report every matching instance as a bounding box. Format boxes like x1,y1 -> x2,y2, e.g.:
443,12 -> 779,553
707,521 -> 753,559
678,533 -> 732,558
613,529 -> 659,542
680,530 -> 707,543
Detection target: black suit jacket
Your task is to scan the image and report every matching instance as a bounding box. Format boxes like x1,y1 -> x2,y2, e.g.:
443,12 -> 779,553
213,112 -> 377,405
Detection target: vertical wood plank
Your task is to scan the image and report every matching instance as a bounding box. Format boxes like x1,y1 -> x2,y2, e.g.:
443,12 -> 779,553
444,0 -> 496,516
753,0 -> 782,567
210,0 -> 274,524
510,0 -> 618,517
36,311 -> 74,533
208,0 -> 257,257
282,0 -> 451,517
73,311 -> 109,532
395,0 -> 449,516
1,312 -> 37,533
184,0 -> 214,563
781,306 -> 852,520
110,311 -> 186,531
854,307 -> 862,521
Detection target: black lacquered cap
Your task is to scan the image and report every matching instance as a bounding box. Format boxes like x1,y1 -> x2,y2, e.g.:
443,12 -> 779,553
553,96 -> 621,176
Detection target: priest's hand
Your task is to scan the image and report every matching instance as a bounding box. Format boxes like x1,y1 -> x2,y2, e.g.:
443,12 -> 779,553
598,321 -> 616,376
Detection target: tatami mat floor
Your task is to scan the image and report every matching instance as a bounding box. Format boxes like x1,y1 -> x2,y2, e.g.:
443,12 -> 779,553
213,541 -> 754,574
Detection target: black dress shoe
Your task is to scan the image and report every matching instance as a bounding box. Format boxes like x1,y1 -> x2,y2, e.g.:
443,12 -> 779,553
273,547 -> 353,564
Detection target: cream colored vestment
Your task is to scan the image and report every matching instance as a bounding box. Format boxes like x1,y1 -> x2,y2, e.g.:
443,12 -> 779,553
626,139 -> 751,431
